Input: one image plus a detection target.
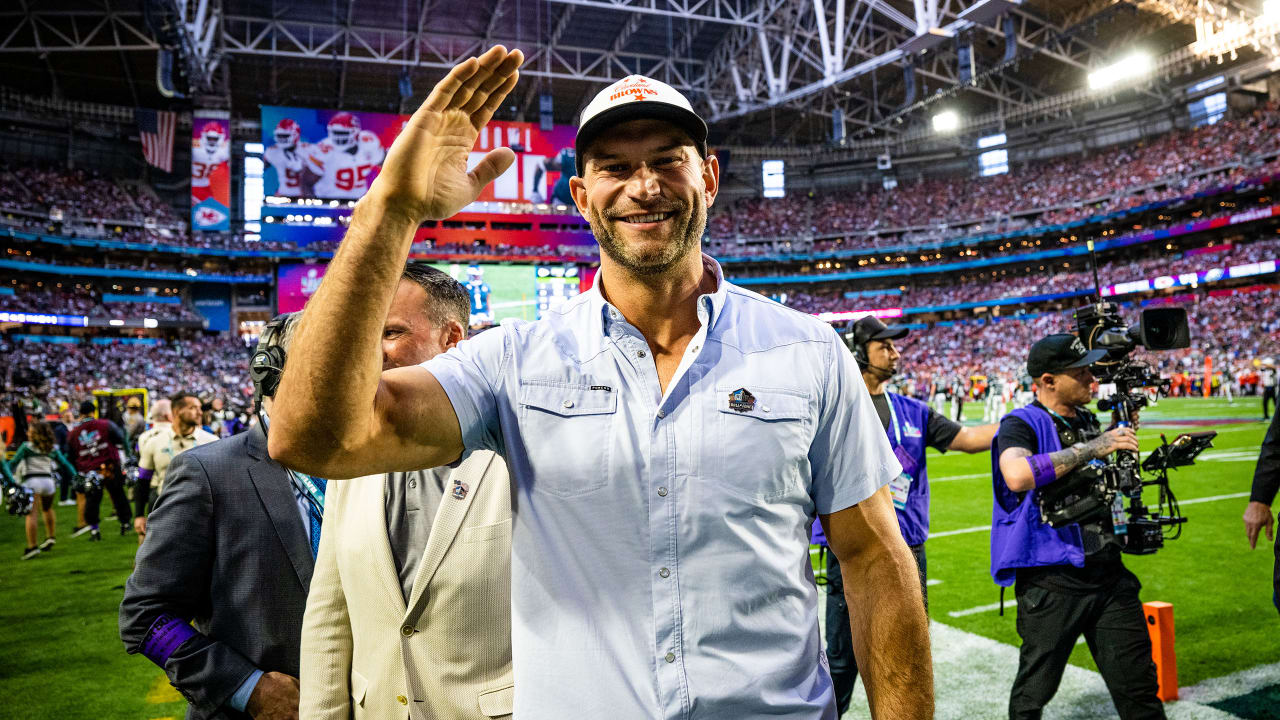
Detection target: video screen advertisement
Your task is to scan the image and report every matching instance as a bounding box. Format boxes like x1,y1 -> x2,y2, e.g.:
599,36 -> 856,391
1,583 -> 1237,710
277,262 -> 587,325
260,105 -> 578,204
192,110 -> 231,232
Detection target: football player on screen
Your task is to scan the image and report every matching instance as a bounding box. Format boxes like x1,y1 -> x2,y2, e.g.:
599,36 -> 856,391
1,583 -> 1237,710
191,121 -> 230,204
264,118 -> 313,198
306,112 -> 385,199
530,146 -> 576,205
464,264 -> 493,326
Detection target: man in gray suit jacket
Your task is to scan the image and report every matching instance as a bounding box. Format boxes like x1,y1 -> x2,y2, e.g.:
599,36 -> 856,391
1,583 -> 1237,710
120,314 -> 313,720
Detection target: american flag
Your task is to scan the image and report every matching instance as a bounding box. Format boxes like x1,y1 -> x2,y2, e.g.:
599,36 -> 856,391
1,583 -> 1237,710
135,109 -> 176,172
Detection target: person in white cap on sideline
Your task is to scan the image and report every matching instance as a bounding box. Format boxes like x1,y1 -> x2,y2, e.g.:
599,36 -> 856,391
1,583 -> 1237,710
269,46 -> 933,720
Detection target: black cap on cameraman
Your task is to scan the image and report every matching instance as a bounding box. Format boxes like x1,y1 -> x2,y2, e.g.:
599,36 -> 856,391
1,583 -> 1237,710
79,399 -> 96,416
1027,334 -> 1107,378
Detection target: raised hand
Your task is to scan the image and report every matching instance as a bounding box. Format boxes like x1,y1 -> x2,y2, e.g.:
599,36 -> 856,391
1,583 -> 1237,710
367,45 -> 524,223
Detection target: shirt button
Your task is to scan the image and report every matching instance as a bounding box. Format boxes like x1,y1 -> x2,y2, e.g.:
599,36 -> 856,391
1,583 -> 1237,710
657,486 -> 668,497
408,479 -> 417,489
638,350 -> 647,358
659,567 -> 670,578
562,399 -> 575,409
657,410 -> 666,419
397,695 -> 408,705
610,310 -> 618,319
665,652 -> 676,663
400,624 -> 414,637
762,406 -> 771,413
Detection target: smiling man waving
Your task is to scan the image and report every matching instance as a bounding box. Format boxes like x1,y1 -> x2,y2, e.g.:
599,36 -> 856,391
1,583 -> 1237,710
268,46 -> 932,719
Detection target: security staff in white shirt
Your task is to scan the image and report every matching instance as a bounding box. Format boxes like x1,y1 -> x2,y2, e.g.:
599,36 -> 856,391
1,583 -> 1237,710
269,47 -> 932,720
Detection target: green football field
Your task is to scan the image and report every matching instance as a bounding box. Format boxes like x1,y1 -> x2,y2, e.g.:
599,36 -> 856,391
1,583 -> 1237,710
431,262 -> 541,323
0,397 -> 1275,719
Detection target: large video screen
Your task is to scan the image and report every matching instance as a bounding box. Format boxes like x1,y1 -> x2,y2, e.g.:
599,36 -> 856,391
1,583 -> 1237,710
260,106 -> 578,204
277,262 -> 583,325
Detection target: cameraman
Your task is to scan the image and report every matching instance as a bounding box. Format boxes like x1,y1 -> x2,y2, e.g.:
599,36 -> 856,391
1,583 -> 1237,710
993,334 -> 1165,720
1245,411 -> 1279,612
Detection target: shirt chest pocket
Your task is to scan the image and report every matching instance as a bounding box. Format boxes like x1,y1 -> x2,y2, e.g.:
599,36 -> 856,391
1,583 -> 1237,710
714,386 -> 811,501
517,381 -> 617,498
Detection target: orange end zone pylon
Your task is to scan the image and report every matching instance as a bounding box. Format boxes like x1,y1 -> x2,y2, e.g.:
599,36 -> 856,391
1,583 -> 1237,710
1144,601 -> 1178,701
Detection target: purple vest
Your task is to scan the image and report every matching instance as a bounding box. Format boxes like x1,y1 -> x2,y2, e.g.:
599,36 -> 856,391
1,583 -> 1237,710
810,392 -> 932,546
887,393 -> 932,546
989,405 -> 1085,587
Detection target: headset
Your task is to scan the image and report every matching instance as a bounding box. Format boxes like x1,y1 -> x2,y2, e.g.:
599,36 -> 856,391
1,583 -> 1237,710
249,313 -> 297,412
848,318 -> 902,379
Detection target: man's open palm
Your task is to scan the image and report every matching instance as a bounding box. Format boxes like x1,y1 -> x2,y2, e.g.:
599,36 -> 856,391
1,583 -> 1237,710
369,45 -> 524,222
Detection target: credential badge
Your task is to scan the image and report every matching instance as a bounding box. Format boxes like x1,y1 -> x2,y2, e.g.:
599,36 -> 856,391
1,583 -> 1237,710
452,479 -> 469,500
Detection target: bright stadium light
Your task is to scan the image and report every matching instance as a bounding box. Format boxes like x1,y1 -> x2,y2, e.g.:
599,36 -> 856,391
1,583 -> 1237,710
932,110 -> 960,133
1088,52 -> 1154,91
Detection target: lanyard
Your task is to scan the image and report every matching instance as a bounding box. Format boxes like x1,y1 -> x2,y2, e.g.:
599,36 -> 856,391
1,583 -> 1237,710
288,469 -> 325,515
885,393 -> 902,447
1042,404 -> 1076,427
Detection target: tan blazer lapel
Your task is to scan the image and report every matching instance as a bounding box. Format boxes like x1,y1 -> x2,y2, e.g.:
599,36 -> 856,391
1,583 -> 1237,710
363,473 -> 408,615
402,452 -> 495,626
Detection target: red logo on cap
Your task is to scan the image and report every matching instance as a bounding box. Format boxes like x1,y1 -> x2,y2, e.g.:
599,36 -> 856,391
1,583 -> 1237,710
610,77 -> 659,103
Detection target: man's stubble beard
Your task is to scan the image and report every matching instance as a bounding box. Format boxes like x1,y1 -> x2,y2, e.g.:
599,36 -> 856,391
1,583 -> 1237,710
589,196 -> 707,278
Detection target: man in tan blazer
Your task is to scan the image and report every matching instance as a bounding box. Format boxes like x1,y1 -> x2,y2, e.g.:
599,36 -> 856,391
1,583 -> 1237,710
300,264 -> 512,719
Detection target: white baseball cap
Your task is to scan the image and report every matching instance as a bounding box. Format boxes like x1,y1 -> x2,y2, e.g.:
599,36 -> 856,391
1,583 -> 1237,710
575,75 -> 708,176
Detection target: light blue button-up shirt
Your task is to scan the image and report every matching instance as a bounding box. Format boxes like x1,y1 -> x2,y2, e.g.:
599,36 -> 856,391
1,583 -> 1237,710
424,255 -> 899,719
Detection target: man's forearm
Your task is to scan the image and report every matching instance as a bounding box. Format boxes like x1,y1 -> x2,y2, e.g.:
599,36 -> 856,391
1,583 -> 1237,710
1046,433 -> 1117,479
841,545 -> 933,719
270,197 -> 417,463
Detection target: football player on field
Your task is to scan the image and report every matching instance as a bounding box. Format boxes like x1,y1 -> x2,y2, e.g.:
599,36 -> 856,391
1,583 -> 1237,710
191,121 -> 230,204
306,112 -> 385,199
264,118 -> 313,198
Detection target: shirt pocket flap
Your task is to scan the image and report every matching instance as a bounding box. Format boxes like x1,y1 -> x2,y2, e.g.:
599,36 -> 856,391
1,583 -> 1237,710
350,668 -> 368,706
519,382 -> 617,418
716,387 -> 809,421
477,683 -> 514,717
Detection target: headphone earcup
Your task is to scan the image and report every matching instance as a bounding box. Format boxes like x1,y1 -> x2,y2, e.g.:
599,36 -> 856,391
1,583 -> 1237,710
250,346 -> 286,400
853,344 -> 869,368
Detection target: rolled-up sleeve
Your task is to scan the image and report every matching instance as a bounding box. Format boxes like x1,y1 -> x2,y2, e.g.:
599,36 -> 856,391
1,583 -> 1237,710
808,328 -> 900,514
421,325 -> 509,456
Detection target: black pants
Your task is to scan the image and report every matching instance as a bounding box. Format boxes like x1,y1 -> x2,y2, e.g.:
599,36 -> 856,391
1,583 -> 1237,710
84,466 -> 132,529
1264,386 -> 1277,420
824,543 -> 927,717
1273,528 -> 1280,615
1009,577 -> 1165,720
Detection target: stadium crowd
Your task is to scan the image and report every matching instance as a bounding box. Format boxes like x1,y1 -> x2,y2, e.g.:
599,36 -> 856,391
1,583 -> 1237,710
2,335 -> 255,411
0,285 -> 203,323
710,100 -> 1280,243
888,286 -> 1280,403
0,164 -> 181,226
768,235 -> 1280,315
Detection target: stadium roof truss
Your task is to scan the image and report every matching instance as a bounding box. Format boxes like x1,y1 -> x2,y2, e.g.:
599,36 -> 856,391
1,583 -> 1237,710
0,0 -> 1276,144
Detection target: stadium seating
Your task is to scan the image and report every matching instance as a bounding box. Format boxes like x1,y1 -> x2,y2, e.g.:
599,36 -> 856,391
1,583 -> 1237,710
710,100 -> 1280,245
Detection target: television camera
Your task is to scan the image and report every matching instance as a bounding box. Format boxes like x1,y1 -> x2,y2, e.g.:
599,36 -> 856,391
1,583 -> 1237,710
1037,301 -> 1205,555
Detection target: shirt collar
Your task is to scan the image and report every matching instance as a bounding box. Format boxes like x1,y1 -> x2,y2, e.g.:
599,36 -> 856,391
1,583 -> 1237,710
591,252 -> 728,336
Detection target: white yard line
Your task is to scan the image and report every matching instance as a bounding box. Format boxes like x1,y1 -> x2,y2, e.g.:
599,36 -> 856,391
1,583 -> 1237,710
1178,491 -> 1250,506
932,473 -> 991,483
947,602 -> 1005,618
930,524 -> 991,538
